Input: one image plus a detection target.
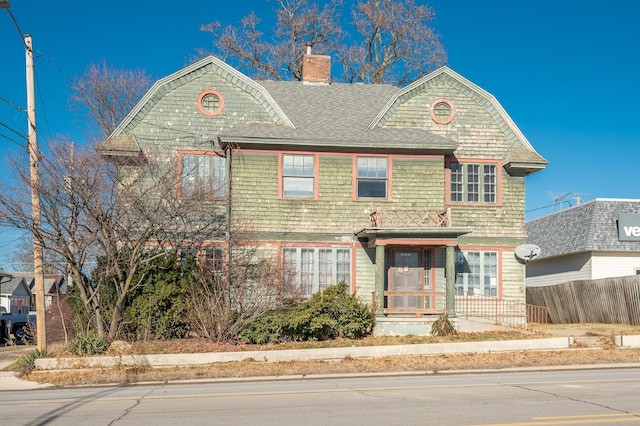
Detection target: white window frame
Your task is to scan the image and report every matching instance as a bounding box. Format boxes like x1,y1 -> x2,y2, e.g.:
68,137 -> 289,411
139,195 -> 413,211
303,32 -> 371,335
180,153 -> 226,198
356,156 -> 388,199
179,246 -> 224,273
282,247 -> 351,297
455,250 -> 498,297
282,154 -> 315,198
450,162 -> 497,204
203,247 -> 224,273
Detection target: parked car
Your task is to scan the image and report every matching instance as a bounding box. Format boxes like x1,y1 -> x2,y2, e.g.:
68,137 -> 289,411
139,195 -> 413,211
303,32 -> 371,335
0,306 -> 36,344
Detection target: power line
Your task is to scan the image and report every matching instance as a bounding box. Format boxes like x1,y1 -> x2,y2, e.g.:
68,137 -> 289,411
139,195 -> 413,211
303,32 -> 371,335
34,67 -> 52,139
36,52 -> 71,83
0,130 -> 27,149
0,121 -> 27,141
0,96 -> 25,112
4,8 -> 27,49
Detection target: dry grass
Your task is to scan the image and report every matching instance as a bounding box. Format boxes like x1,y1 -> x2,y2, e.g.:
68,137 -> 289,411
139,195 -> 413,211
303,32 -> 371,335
532,323 -> 640,337
113,330 -> 544,355
27,348 -> 640,387
22,323 -> 640,387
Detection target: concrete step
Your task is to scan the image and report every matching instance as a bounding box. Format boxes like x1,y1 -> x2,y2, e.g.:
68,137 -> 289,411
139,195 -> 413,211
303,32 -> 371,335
571,336 -> 610,348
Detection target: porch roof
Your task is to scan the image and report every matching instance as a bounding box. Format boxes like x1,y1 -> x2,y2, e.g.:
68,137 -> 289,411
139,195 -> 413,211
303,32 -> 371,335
355,226 -> 473,247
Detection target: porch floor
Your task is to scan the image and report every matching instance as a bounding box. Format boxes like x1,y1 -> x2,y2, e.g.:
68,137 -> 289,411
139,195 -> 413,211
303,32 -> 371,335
374,316 -> 520,336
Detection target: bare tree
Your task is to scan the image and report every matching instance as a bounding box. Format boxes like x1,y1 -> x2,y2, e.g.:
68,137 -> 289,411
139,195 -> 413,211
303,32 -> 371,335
340,0 -> 447,85
186,249 -> 281,343
199,0 -> 345,81
7,235 -> 61,273
199,0 -> 446,85
69,61 -> 152,139
0,140 -> 226,341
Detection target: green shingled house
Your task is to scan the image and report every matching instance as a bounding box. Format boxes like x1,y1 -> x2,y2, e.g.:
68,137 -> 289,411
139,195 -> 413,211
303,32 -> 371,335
100,54 -> 547,334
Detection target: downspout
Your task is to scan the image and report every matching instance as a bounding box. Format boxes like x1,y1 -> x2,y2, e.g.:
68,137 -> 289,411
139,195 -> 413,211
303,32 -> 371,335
224,144 -> 232,283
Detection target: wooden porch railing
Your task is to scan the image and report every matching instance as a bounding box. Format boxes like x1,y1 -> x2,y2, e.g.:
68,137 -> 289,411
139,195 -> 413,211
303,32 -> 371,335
382,290 -> 446,315
369,208 -> 451,228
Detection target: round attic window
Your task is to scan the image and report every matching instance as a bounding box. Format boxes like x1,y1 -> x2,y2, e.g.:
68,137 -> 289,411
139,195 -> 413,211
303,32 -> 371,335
430,98 -> 455,125
197,89 -> 225,116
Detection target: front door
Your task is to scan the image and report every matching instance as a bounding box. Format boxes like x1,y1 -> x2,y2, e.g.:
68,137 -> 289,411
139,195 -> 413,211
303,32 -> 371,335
392,249 -> 421,309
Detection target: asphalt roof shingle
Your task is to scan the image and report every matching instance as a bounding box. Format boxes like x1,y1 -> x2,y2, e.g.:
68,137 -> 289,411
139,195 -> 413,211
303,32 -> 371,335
526,199 -> 640,259
223,80 -> 459,151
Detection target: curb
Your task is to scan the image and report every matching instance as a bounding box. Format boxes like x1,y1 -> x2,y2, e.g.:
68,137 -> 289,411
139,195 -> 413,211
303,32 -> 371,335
34,337 -> 572,370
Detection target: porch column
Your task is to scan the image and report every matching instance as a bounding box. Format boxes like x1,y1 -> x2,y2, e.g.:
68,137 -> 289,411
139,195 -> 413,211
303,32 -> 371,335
374,243 -> 385,315
445,244 -> 456,315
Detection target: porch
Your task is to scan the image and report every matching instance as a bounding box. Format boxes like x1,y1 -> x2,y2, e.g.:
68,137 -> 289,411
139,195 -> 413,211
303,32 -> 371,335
356,207 -> 473,324
372,291 -> 549,335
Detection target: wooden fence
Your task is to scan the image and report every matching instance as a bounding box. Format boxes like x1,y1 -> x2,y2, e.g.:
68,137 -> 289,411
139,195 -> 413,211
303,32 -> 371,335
526,275 -> 640,324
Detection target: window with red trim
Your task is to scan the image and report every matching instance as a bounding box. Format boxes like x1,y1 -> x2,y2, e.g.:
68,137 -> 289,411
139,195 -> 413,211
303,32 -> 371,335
450,162 -> 497,204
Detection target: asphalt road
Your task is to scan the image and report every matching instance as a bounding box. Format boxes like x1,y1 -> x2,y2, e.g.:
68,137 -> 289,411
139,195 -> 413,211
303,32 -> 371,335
1,367 -> 640,425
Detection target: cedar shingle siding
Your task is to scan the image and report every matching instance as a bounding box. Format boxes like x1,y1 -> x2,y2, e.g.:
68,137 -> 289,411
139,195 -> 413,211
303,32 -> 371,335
101,56 -> 547,327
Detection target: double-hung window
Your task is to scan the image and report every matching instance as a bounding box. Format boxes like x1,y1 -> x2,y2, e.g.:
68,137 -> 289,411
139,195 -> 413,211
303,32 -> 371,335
203,247 -> 224,273
455,250 -> 498,297
357,157 -> 388,199
283,247 -> 351,297
282,154 -> 315,198
179,246 -> 223,273
181,154 -> 225,198
450,162 -> 497,203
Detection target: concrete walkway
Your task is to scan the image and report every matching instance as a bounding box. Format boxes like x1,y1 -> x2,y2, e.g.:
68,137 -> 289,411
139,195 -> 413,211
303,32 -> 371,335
0,346 -> 54,391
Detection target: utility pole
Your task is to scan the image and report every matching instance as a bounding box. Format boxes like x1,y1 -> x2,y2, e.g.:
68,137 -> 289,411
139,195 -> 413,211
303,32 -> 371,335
25,34 -> 46,351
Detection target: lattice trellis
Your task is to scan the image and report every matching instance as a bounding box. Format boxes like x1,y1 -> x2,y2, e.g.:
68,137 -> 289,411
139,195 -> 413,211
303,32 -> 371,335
369,208 -> 451,228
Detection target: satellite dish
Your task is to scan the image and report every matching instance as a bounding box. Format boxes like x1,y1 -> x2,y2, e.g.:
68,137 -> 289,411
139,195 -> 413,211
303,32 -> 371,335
514,244 -> 541,263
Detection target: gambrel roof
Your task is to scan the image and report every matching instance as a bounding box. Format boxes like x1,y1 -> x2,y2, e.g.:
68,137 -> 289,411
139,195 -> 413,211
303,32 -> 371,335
101,56 -> 547,173
370,67 -> 547,174
224,80 -> 459,153
527,199 -> 640,260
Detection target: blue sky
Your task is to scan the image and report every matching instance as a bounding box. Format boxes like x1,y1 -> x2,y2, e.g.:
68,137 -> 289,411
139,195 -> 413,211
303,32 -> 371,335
1,0 -> 639,269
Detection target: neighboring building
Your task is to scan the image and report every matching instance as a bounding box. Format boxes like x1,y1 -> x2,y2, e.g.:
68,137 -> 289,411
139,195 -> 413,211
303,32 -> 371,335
4,272 -> 66,310
526,199 -> 640,287
99,54 -> 547,332
0,273 -> 31,315
41,274 -> 67,308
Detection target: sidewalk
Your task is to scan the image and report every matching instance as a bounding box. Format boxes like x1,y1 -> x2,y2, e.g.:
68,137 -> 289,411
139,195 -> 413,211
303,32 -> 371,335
0,346 -> 53,391
3,330 -> 640,391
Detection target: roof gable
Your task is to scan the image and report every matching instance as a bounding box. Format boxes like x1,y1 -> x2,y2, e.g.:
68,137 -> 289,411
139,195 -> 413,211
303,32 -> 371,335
108,55 -> 294,141
369,67 -> 547,175
0,276 -> 31,296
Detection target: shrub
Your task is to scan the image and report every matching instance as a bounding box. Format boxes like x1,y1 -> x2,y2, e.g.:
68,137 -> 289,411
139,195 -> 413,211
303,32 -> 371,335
69,331 -> 108,355
240,282 -> 375,343
431,312 -> 458,336
13,348 -> 51,376
121,252 -> 192,341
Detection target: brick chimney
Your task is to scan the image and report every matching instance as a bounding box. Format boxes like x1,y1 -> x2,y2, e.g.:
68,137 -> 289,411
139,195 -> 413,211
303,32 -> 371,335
302,45 -> 331,84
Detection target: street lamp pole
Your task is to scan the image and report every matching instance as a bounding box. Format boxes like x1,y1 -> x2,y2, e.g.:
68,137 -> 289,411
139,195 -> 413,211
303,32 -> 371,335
25,33 -> 47,351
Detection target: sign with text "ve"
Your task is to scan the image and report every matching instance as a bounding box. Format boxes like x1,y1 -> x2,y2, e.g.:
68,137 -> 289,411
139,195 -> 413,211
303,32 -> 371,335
618,213 -> 640,241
